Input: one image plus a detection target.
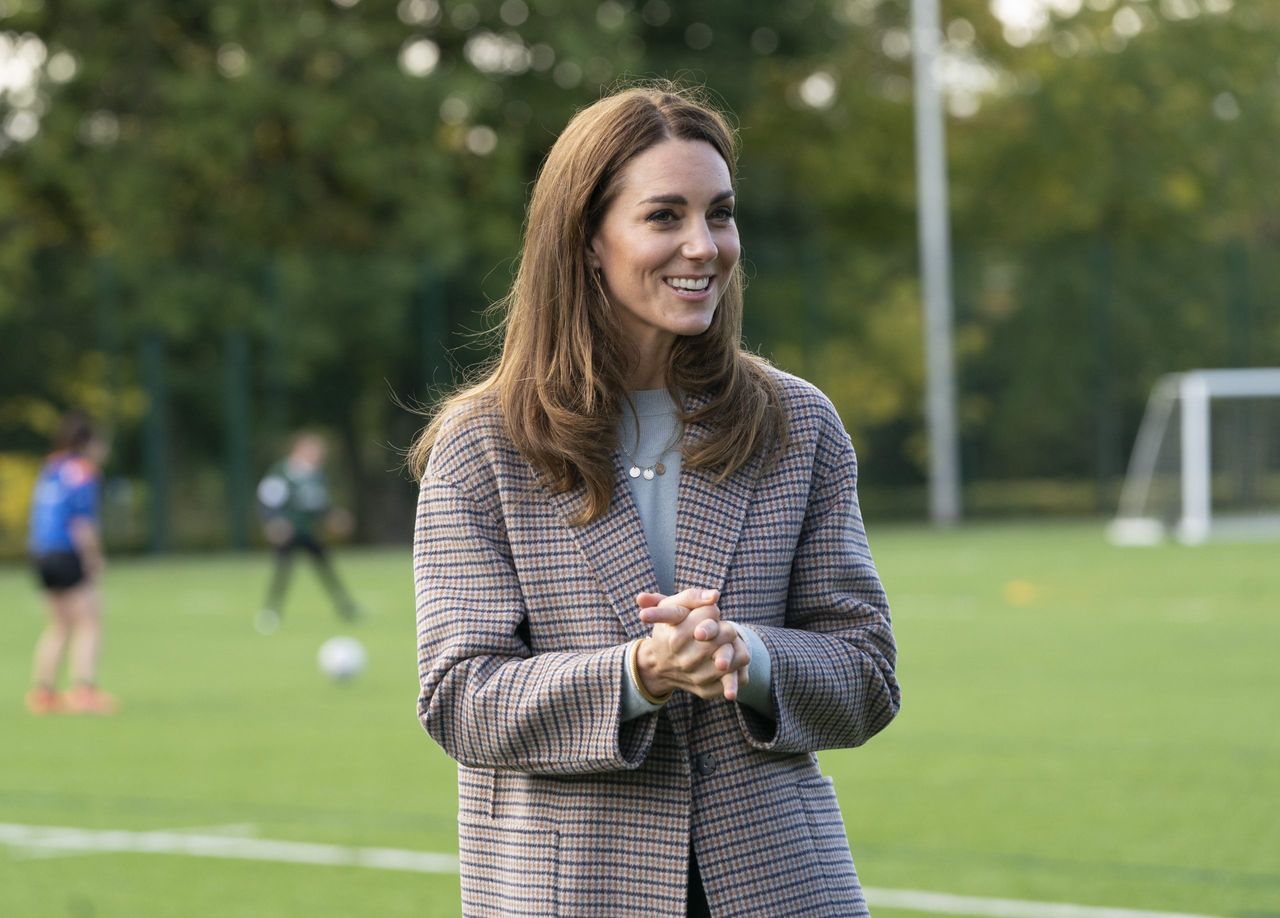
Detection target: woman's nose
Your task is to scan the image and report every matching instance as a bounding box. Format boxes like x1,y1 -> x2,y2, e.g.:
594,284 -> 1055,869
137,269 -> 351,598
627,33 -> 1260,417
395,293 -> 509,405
681,220 -> 719,262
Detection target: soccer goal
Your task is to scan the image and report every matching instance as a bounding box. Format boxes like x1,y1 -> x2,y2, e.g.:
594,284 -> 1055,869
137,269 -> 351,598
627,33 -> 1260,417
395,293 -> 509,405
1109,368 -> 1280,545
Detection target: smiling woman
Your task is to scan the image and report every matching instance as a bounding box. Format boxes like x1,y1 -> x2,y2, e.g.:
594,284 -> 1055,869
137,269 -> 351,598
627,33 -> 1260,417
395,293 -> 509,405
408,84 -> 777,527
407,83 -> 899,917
587,138 -> 740,386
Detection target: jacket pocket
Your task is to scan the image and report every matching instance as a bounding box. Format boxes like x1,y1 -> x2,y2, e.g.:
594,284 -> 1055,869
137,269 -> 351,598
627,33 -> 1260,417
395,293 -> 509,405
795,776 -> 865,915
458,818 -> 561,917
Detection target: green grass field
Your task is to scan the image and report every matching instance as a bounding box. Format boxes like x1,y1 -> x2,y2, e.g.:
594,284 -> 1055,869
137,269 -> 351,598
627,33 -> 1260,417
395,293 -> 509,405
2,523 -> 1277,917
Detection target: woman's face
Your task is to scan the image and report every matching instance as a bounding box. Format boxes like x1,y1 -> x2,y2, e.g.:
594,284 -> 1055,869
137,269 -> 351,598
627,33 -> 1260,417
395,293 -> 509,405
588,138 -> 739,371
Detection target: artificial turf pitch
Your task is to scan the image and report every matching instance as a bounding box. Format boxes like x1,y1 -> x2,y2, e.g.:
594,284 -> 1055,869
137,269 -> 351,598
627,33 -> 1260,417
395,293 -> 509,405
2,522 -> 1276,917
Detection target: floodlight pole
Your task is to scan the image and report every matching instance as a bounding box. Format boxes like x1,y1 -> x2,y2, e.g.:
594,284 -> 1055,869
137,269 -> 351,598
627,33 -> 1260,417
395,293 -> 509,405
911,0 -> 962,525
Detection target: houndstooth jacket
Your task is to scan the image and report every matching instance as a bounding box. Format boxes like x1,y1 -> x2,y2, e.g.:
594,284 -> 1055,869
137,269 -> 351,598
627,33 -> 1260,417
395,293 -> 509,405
414,367 -> 900,917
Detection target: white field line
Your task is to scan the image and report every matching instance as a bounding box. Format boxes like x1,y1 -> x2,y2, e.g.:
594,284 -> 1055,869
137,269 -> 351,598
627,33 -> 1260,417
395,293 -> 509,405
863,887 -> 1221,918
11,822 -> 259,860
0,823 -> 1221,918
0,822 -> 457,874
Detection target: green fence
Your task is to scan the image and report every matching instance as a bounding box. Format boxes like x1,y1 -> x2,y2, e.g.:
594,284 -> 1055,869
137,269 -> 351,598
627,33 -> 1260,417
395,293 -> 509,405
1,237 -> 1275,555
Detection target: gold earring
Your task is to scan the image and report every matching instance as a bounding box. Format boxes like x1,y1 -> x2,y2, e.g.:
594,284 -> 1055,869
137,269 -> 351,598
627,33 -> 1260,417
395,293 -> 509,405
591,267 -> 611,306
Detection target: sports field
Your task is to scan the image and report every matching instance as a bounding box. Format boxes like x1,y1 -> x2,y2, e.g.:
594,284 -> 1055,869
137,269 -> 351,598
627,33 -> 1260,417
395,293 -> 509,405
2,522 -> 1276,917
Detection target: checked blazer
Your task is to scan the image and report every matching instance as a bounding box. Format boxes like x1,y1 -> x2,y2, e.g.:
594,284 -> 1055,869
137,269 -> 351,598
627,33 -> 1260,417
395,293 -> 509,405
414,367 -> 901,917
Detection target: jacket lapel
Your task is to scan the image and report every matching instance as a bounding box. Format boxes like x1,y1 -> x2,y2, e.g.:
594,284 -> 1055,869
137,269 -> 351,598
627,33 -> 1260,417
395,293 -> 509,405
544,451 -> 656,640
543,395 -> 762,747
667,394 -> 763,745
543,392 -> 763,638
673,392 -> 763,602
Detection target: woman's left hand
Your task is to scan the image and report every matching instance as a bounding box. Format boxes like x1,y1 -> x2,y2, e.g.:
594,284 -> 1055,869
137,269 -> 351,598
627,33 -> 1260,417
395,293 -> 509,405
637,590 -> 751,700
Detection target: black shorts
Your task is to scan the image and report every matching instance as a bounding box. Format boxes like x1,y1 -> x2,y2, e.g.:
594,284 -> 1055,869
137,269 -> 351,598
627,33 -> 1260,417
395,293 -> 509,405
32,552 -> 87,592
278,531 -> 328,560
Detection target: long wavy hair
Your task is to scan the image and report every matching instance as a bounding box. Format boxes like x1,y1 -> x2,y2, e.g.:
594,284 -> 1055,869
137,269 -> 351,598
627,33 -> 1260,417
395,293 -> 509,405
408,83 -> 786,524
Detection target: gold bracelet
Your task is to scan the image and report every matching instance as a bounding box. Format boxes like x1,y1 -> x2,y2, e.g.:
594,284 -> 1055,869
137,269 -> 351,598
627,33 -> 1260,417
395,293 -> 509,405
628,639 -> 672,706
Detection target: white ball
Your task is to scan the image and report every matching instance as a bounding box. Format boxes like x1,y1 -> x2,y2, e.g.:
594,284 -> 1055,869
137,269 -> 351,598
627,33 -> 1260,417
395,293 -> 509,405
318,636 -> 366,681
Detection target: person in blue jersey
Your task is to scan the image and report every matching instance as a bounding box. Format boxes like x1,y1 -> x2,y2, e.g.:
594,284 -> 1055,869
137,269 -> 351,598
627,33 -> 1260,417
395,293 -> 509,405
26,410 -> 117,715
254,431 -> 359,634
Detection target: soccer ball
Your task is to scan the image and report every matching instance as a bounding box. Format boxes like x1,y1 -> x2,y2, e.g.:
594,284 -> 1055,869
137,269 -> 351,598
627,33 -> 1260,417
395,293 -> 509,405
318,636 -> 366,681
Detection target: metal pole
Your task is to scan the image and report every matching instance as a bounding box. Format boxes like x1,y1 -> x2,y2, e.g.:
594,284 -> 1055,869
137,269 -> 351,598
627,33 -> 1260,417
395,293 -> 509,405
1178,373 -> 1211,545
224,329 -> 252,550
1091,239 -> 1117,509
141,333 -> 170,552
263,259 -> 287,438
94,256 -> 122,435
912,0 -> 962,524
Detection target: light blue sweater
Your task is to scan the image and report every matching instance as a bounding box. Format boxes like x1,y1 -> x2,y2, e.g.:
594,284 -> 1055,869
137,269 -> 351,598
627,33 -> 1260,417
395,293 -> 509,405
618,389 -> 773,720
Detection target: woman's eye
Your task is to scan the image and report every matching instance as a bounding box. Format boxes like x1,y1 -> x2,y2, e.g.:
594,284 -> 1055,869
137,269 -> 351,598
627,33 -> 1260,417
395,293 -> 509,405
646,209 -> 677,223
711,206 -> 735,221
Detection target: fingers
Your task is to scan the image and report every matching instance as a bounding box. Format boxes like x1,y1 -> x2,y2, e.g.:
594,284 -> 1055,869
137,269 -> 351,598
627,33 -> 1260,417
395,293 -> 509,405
699,619 -> 737,651
721,670 -> 738,702
674,587 -> 719,607
694,620 -> 748,662
713,651 -> 751,701
688,649 -> 752,702
638,588 -> 720,626
636,588 -> 754,703
693,618 -> 722,641
637,587 -> 718,610
715,639 -> 751,701
721,648 -> 753,700
712,639 -> 735,671
711,634 -> 750,672
639,603 -> 691,625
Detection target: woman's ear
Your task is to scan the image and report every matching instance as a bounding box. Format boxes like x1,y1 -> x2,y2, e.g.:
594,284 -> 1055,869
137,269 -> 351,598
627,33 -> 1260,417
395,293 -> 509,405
585,238 -> 601,271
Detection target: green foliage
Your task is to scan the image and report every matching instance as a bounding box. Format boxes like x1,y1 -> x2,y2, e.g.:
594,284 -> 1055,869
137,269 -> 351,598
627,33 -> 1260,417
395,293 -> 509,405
2,0 -> 1279,540
0,452 -> 39,545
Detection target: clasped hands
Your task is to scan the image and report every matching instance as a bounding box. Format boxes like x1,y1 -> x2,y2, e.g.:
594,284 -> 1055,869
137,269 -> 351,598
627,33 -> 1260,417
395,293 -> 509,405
634,588 -> 751,702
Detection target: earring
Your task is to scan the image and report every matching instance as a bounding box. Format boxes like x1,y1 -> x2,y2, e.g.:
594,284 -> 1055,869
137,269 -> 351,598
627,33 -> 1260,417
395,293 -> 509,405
591,266 -> 609,305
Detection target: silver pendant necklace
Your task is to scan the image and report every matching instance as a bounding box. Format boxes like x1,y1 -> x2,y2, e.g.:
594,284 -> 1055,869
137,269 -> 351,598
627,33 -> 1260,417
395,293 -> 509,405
619,428 -> 682,481
624,455 -> 665,480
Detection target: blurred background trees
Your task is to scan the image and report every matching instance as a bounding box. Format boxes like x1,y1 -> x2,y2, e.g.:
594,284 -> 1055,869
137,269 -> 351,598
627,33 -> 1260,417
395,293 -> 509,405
1,0 -> 1277,549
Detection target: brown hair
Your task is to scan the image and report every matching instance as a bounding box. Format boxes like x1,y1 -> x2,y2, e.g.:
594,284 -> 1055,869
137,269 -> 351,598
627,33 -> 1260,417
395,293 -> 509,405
54,410 -> 98,454
408,82 -> 785,523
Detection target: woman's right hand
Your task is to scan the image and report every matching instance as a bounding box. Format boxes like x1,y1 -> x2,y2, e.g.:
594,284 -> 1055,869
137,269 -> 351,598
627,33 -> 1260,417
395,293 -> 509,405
635,588 -> 751,701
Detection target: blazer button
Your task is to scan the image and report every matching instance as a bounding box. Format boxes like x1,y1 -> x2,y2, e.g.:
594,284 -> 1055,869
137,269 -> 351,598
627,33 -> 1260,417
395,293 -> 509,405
695,753 -> 718,776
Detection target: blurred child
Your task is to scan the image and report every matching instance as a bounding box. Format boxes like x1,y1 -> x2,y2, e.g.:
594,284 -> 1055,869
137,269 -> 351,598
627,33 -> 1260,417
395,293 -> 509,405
255,432 -> 359,634
26,410 -> 117,715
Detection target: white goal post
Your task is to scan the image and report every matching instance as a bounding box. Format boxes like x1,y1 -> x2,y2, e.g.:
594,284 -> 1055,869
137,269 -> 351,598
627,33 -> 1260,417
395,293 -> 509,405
1109,368 -> 1280,545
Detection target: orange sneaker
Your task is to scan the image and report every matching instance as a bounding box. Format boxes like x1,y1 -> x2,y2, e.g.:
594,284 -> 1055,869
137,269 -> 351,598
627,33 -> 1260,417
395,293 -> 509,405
24,688 -> 63,715
63,686 -> 119,715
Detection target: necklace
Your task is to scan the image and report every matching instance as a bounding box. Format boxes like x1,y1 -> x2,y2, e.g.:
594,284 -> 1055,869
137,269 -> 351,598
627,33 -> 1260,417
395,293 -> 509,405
619,427 -> 682,481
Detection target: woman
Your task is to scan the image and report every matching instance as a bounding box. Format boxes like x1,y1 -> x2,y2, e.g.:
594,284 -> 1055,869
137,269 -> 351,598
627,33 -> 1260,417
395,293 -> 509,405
411,84 -> 900,917
26,410 -> 117,715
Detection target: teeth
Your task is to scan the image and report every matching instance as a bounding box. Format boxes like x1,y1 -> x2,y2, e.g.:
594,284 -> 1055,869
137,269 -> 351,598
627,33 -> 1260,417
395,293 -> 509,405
668,277 -> 711,291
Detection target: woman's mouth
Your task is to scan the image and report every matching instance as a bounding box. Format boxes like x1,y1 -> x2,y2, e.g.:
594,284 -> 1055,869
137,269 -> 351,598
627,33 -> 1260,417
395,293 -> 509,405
664,275 -> 714,297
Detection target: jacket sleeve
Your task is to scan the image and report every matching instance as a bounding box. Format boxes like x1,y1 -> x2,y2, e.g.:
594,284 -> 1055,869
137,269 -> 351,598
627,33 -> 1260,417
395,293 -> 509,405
414,472 -> 658,775
733,426 -> 901,755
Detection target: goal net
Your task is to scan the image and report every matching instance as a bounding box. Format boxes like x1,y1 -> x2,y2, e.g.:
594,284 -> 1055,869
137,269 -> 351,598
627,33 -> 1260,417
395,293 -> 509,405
1109,369 -> 1280,545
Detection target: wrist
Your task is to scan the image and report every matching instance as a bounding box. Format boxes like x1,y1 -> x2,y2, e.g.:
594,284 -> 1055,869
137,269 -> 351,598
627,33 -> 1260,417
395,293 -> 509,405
632,639 -> 673,704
